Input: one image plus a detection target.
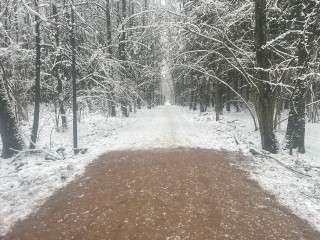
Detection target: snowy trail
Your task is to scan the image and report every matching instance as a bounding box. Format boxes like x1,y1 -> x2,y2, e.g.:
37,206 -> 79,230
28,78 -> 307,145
107,106 -> 195,149
6,149 -> 320,240
1,106 -> 201,236
105,105 -> 227,151
1,105 -> 320,237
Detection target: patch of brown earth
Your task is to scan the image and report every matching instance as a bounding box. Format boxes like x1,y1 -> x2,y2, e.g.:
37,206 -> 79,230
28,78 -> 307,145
5,149 -> 320,240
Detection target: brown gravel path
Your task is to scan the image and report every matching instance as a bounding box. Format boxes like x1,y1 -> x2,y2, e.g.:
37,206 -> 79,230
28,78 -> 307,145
5,148 -> 320,240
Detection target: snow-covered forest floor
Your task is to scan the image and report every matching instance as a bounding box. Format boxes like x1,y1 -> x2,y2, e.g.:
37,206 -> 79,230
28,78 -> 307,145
1,105 -> 320,236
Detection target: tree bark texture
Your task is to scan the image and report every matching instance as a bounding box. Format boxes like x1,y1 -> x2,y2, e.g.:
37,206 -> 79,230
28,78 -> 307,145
106,0 -> 116,117
70,0 -> 78,153
254,0 -> 278,153
119,0 -> 128,117
215,81 -> 222,121
284,0 -> 314,153
285,41 -> 306,153
0,77 -> 24,158
30,0 -> 41,149
52,4 -> 67,131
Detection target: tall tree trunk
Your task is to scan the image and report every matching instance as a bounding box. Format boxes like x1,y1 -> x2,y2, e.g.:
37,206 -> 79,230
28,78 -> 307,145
30,0 -> 41,149
226,72 -> 231,112
106,0 -> 112,56
199,77 -> 206,113
254,0 -> 278,153
0,68 -> 24,158
3,3 -> 9,47
119,0 -> 128,117
189,88 -> 193,110
106,0 -> 116,117
284,0 -> 313,154
147,86 -> 152,109
285,41 -> 306,153
233,72 -> 240,112
70,0 -> 78,153
215,81 -> 222,121
137,98 -> 141,109
191,77 -> 197,111
192,91 -> 197,111
52,4 -> 67,132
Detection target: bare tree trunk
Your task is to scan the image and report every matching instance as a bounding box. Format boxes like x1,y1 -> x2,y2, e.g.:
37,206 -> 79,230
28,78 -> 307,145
147,86 -> 152,109
215,81 -> 222,121
233,72 -> 240,112
70,0 -> 78,153
192,91 -> 197,111
189,89 -> 193,110
30,0 -> 41,149
285,41 -> 306,153
137,98 -> 141,109
284,0 -> 313,154
106,0 -> 116,117
106,0 -> 112,57
0,69 -> 24,158
254,0 -> 278,153
199,77 -> 206,113
226,72 -> 231,112
52,4 -> 67,132
119,0 -> 128,117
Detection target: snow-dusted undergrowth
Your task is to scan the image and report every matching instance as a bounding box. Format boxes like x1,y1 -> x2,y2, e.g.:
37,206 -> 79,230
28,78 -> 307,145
0,105 -> 319,236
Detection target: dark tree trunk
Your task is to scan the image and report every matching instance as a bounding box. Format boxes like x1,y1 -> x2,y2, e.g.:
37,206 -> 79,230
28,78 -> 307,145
106,0 -> 112,56
121,101 -> 128,117
137,98 -> 141,109
284,100 -> 289,110
0,70 -> 24,158
106,0 -> 116,117
285,41 -> 306,153
119,0 -> 128,117
52,4 -> 67,131
190,76 -> 197,111
199,77 -> 206,113
233,72 -> 240,112
211,86 -> 215,108
215,81 -> 222,121
30,0 -> 41,149
284,0 -> 313,154
273,95 -> 283,130
205,81 -> 210,111
3,3 -> 9,47
147,85 -> 152,109
110,91 -> 116,117
226,72 -> 231,112
189,86 -> 193,110
192,92 -> 197,111
70,0 -> 78,153
254,0 -> 278,153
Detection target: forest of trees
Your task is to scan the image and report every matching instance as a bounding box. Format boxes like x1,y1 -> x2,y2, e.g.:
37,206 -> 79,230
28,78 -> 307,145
0,0 -> 166,158
170,0 -> 320,153
0,0 -> 319,158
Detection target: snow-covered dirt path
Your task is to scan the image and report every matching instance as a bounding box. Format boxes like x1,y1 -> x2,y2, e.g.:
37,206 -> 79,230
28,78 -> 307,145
6,149 -> 320,240
1,105 -> 202,236
107,105 -> 196,149
1,105 -> 320,237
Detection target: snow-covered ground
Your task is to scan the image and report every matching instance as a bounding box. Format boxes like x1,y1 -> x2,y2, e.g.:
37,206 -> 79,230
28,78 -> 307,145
0,105 -> 320,236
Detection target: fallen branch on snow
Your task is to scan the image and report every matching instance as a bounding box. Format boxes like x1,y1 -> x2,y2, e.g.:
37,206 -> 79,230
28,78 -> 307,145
10,148 -> 62,161
249,148 -> 311,178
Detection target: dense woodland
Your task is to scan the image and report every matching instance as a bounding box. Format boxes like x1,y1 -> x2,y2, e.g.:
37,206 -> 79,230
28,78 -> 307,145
0,0 -> 320,158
